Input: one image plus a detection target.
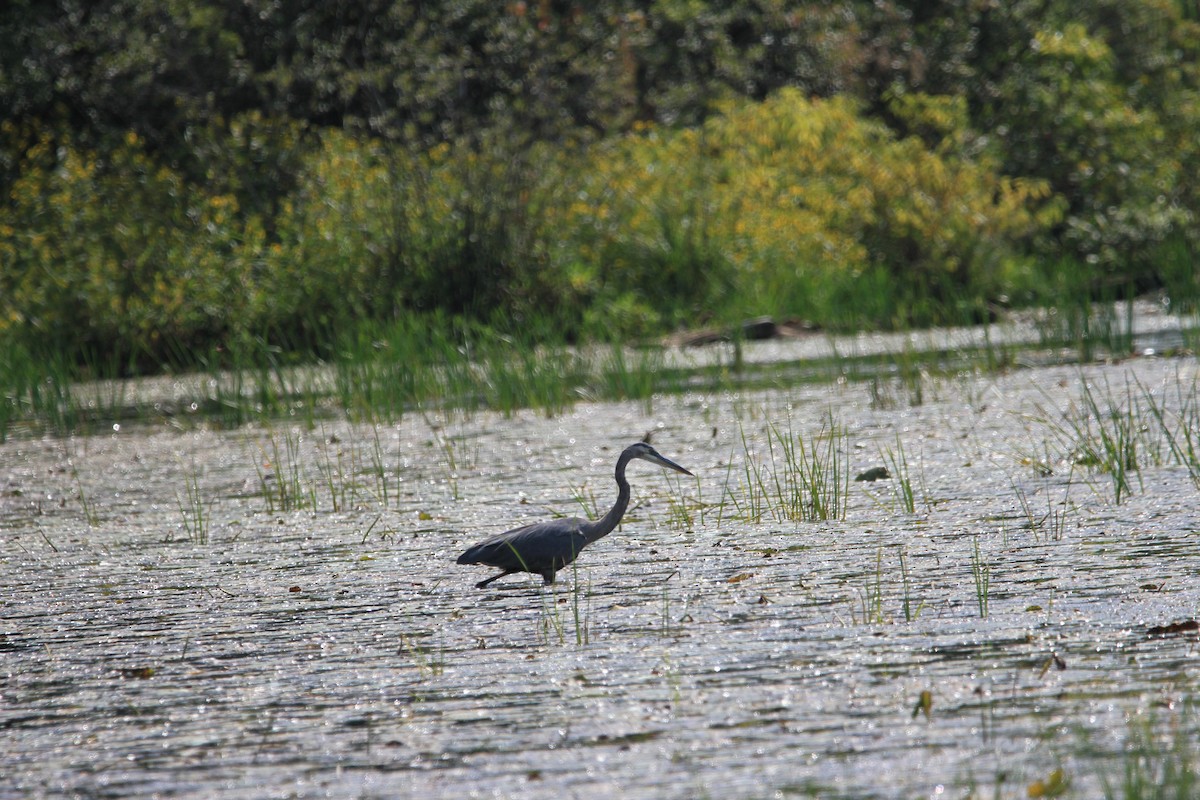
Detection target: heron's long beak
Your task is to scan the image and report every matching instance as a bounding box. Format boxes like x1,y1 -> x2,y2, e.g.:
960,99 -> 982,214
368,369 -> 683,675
648,450 -> 694,477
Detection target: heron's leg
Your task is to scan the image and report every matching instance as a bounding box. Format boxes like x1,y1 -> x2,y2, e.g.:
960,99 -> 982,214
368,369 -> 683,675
476,570 -> 515,589
541,568 -> 556,585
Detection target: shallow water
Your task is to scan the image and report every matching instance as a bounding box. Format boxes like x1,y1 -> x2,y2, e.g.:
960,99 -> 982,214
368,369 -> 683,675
3,356 -> 1199,798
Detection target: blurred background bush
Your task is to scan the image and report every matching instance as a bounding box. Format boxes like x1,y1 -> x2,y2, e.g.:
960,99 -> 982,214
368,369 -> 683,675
2,0 -> 1197,372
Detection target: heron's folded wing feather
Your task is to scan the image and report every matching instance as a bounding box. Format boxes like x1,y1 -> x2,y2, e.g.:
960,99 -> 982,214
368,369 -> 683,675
457,518 -> 587,565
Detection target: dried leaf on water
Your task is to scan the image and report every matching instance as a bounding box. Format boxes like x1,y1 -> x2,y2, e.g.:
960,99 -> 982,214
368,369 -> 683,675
1026,768 -> 1068,797
912,689 -> 933,720
1037,652 -> 1067,678
1147,619 -> 1198,636
119,666 -> 156,680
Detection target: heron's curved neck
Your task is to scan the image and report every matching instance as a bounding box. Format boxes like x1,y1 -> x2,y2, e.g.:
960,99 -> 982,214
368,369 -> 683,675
583,451 -> 634,545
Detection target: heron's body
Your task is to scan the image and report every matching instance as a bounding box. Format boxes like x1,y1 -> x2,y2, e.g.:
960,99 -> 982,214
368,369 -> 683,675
456,442 -> 693,588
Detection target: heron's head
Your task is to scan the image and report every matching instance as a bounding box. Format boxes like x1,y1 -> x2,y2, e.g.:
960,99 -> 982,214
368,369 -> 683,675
627,442 -> 693,476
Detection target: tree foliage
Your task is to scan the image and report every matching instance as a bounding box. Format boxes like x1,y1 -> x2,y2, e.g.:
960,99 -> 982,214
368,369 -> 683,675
1,0 -> 1197,368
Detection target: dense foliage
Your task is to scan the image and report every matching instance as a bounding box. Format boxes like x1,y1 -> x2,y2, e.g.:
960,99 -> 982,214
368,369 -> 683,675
2,0 -> 1198,370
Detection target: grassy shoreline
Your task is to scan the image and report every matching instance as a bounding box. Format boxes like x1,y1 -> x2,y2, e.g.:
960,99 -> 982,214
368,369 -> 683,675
4,296 -> 1196,441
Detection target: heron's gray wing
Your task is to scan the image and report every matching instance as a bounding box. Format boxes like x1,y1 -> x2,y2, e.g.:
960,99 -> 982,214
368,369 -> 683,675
457,517 -> 588,571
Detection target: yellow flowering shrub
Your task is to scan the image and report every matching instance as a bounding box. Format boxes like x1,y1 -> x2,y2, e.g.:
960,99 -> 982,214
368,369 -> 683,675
1,89 -> 1067,364
554,88 -> 1062,328
2,125 -> 262,363
260,131 -> 399,327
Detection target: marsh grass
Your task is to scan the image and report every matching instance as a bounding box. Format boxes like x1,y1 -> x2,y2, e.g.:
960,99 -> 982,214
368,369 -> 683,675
256,429 -> 316,512
333,316 -> 515,421
0,345 -> 88,439
569,561 -> 591,646
1078,381 -> 1144,505
399,632 -> 445,679
0,347 -> 25,440
359,514 -> 386,544
867,376 -> 897,411
314,432 -> 347,513
664,473 -> 704,530
7,305 -> 1195,442
1034,378 -> 1149,505
1012,479 -> 1042,538
1048,485 -> 1072,541
1010,476 -> 1075,542
538,574 -> 592,647
971,536 -> 992,618
250,418 -> 466,517
728,415 -> 848,523
569,481 -> 600,520
538,589 -> 564,644
730,426 -> 770,524
866,348 -> 929,411
423,425 -> 476,502
72,466 -> 100,527
851,545 -> 923,624
485,345 -> 582,418
177,462 -> 210,544
332,318 -> 682,423
1137,373 -> 1200,487
898,545 -> 923,622
1033,265 -> 1136,361
1100,707 -> 1200,800
1060,301 -> 1131,362
366,426 -> 394,507
896,345 -> 925,407
199,336 -> 321,429
595,345 -> 674,412
788,416 -> 849,523
660,583 -> 681,638
883,435 -> 916,514
855,547 -> 886,624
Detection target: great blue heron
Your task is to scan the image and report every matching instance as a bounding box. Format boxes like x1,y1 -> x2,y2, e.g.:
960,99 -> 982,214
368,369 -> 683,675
456,442 -> 694,588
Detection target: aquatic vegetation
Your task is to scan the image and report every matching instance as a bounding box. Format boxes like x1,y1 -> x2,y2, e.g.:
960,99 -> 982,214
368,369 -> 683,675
594,345 -> 665,413
727,414 -> 848,525
728,426 -> 771,525
569,481 -> 600,521
971,536 -> 993,619
254,428 -> 316,513
855,547 -> 886,625
366,425 -> 395,508
850,545 -> 924,625
1040,372 -> 1200,504
882,435 -> 917,514
423,425 -> 478,503
538,570 -> 593,647
1099,707 -> 1199,800
1137,372 -> 1200,488
314,430 -> 351,514
898,545 -> 924,622
176,462 -> 210,544
570,567 -> 592,646
1033,378 -> 1148,505
663,472 -> 704,532
399,632 -> 445,680
71,465 -> 100,527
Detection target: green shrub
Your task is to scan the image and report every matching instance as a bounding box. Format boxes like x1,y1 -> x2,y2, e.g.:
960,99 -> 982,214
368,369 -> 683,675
1,125 -> 263,369
557,89 -> 1060,330
995,23 -> 1189,280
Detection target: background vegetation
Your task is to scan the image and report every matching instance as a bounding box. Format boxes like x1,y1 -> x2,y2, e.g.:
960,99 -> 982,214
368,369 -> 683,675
2,0 -> 1199,376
